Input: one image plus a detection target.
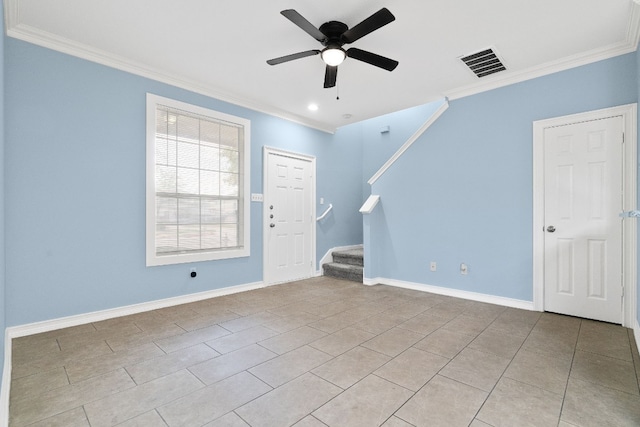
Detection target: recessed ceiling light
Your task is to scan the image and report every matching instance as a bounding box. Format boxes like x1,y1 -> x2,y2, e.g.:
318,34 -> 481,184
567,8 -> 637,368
343,114 -> 352,119
308,104 -> 319,111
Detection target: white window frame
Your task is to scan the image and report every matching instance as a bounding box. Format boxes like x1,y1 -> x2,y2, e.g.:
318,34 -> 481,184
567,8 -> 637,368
146,93 -> 251,266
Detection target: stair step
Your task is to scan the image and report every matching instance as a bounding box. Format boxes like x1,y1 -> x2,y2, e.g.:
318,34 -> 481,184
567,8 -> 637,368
332,248 -> 364,267
323,262 -> 363,283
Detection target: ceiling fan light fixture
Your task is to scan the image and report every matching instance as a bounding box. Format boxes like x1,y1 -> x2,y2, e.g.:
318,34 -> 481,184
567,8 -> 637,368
321,47 -> 346,66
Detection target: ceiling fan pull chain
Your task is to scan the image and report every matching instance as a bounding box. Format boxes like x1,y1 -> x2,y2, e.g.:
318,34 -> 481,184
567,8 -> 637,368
336,80 -> 340,100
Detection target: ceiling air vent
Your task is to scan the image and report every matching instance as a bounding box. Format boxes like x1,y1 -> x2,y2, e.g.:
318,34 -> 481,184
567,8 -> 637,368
460,48 -> 506,78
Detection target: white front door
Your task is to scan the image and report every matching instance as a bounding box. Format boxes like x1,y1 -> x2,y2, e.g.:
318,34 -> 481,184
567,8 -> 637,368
543,116 -> 624,323
264,149 -> 315,285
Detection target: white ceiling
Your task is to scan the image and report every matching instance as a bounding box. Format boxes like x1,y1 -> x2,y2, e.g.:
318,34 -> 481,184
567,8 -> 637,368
5,0 -> 640,132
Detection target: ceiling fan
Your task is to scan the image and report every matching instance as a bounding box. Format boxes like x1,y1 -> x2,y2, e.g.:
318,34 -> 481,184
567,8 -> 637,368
266,8 -> 399,89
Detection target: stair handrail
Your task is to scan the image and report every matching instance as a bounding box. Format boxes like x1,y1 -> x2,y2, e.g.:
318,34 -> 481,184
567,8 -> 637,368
316,204 -> 333,221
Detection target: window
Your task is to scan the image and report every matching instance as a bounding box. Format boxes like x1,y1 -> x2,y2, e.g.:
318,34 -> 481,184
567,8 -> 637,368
146,94 -> 250,266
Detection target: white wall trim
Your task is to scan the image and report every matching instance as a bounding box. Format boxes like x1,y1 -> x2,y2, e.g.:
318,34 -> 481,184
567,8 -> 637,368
145,93 -> 252,266
532,104 -> 637,327
368,100 -> 449,185
5,1 -> 640,135
364,277 -> 535,311
628,2 -> 640,50
447,3 -> 640,100
359,195 -> 380,214
317,244 -> 363,276
363,277 -> 382,286
0,280 -> 265,426
445,12 -> 640,103
635,319 -> 640,358
0,330 -> 11,427
3,22 -> 335,135
262,147 -> 317,286
5,281 -> 264,339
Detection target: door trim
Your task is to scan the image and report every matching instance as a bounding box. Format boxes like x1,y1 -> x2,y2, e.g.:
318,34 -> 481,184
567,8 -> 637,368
262,146 -> 317,286
533,104 -> 637,327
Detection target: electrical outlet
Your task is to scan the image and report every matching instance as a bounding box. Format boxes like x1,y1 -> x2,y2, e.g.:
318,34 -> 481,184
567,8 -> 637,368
430,261 -> 437,272
460,263 -> 468,275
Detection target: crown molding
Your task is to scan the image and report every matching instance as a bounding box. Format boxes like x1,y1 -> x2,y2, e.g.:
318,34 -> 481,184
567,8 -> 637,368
628,1 -> 640,48
446,2 -> 640,101
3,0 -> 18,30
4,0 -> 640,126
4,20 -> 336,134
446,41 -> 638,101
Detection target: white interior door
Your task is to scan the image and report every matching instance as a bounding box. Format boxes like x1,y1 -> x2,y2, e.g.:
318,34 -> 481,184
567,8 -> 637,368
264,149 -> 315,285
543,116 -> 623,323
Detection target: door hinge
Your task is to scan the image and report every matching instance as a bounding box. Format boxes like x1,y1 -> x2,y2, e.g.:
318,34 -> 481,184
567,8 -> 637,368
622,132 -> 625,144
621,285 -> 625,298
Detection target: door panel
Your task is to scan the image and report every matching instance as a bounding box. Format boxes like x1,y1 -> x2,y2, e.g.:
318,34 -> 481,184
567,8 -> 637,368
543,116 -> 623,323
556,238 -> 574,295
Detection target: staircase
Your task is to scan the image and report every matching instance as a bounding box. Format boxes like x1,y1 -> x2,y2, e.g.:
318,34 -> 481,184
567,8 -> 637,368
323,248 -> 364,283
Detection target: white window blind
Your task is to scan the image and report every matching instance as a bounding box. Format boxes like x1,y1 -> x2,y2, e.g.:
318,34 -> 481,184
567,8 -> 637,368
146,94 -> 250,266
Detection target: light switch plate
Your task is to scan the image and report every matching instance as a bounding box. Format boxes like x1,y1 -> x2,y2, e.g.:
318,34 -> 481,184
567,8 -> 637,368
251,193 -> 263,202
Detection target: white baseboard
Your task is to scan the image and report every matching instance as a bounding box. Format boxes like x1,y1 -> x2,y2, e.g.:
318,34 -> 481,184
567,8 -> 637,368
635,319 -> 640,357
364,276 -> 536,311
363,277 -> 381,286
318,244 -> 363,275
0,280 -> 264,426
0,329 -> 11,427
6,281 -> 263,339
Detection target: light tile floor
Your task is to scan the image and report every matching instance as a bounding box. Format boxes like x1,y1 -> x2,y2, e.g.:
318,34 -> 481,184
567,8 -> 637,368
9,277 -> 640,426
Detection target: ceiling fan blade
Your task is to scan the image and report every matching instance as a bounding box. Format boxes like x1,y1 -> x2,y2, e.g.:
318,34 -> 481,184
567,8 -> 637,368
341,8 -> 395,44
267,50 -> 321,66
281,9 -> 326,42
347,48 -> 398,71
324,65 -> 338,88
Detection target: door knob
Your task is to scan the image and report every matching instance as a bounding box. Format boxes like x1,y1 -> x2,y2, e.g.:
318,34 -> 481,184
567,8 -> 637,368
546,225 -> 556,233
270,223 -> 275,228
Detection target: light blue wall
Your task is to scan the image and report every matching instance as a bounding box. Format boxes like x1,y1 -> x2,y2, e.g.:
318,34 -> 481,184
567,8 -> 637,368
350,99 -> 447,281
358,100 -> 446,191
0,0 -> 6,374
3,30 -> 640,330
4,38 -> 363,326
637,44 -> 640,328
316,123 -> 364,260
368,53 -> 638,302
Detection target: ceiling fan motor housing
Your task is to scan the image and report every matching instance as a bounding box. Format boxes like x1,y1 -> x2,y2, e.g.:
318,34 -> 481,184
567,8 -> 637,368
319,21 -> 349,46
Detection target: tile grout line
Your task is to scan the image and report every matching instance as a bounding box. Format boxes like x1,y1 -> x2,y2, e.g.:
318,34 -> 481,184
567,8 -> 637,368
463,309 -> 542,426
556,318 -> 583,426
384,307 -> 511,426
10,279 -> 638,426
626,328 -> 640,395
229,369 -> 275,426
153,408 -> 170,427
